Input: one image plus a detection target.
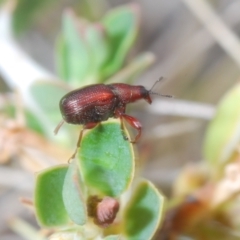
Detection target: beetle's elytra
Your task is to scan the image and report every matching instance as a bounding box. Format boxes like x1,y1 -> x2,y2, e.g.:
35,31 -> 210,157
54,78 -> 171,160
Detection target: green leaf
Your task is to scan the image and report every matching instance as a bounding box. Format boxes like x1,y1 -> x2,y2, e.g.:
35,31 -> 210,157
1,103 -> 15,118
57,5 -> 140,85
25,110 -> 45,134
85,24 -> 109,78
123,180 -> 165,240
101,4 -> 140,78
62,160 -> 87,225
29,80 -> 69,132
56,36 -> 69,83
78,119 -> 135,197
204,83 -> 240,166
35,165 -> 69,227
57,13 -> 110,85
58,12 -> 91,86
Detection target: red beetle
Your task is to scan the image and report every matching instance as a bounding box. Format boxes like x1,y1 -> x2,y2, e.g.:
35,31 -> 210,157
54,78 -> 171,159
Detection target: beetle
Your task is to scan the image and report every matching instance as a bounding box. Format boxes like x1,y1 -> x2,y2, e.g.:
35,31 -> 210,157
54,77 -> 171,160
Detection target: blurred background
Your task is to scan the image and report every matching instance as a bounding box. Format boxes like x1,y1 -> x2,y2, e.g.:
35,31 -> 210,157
1,0 -> 240,239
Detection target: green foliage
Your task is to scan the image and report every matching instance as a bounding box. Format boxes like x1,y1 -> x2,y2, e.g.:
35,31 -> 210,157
30,3 -> 164,239
204,83 -> 240,170
56,5 -> 140,87
168,83 -> 240,238
29,81 -> 68,126
123,180 -> 165,240
58,12 -> 95,86
78,120 -> 134,197
35,165 -> 69,227
28,80 -> 69,138
25,110 -> 45,134
27,4 -> 152,137
100,4 -> 139,79
34,121 -> 164,239
34,121 -> 135,227
62,160 -> 87,225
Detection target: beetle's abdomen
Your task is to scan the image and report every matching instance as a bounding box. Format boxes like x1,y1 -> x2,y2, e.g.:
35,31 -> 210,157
60,84 -> 118,125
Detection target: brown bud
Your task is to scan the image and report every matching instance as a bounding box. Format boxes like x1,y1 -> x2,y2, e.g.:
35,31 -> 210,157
87,196 -> 120,227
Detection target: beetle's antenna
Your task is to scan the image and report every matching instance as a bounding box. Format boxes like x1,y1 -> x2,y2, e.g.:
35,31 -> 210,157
149,77 -> 173,98
150,76 -> 164,92
150,92 -> 173,98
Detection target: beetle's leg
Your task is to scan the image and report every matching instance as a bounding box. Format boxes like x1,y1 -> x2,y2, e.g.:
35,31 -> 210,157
115,108 -> 128,140
121,114 -> 142,143
119,116 -> 129,140
54,119 -> 65,135
69,122 -> 99,161
68,129 -> 84,162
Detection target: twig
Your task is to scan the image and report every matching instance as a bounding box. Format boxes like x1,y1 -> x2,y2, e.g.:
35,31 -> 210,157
9,218 -> 46,240
182,0 -> 240,68
146,99 -> 215,120
144,119 -> 202,140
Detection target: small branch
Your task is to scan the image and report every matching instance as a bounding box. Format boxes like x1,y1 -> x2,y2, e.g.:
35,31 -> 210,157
9,218 -> 46,240
144,119 -> 202,140
147,99 -> 215,120
182,0 -> 240,68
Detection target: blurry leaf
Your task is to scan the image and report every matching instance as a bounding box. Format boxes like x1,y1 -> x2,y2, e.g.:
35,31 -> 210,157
101,4 -> 140,78
25,110 -> 45,134
62,159 -> 87,225
29,80 -> 68,128
78,119 -> 135,197
35,165 -> 69,227
85,24 -> 109,78
57,12 -> 110,86
13,0 -> 58,34
204,83 -> 240,167
123,180 -> 165,240
173,163 -> 207,197
1,103 -> 15,117
56,36 -> 69,84
57,5 -> 140,85
57,12 -> 91,86
1,100 -> 44,134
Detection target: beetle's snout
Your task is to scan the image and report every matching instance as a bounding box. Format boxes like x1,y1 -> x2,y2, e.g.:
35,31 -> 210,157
144,95 -> 152,104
